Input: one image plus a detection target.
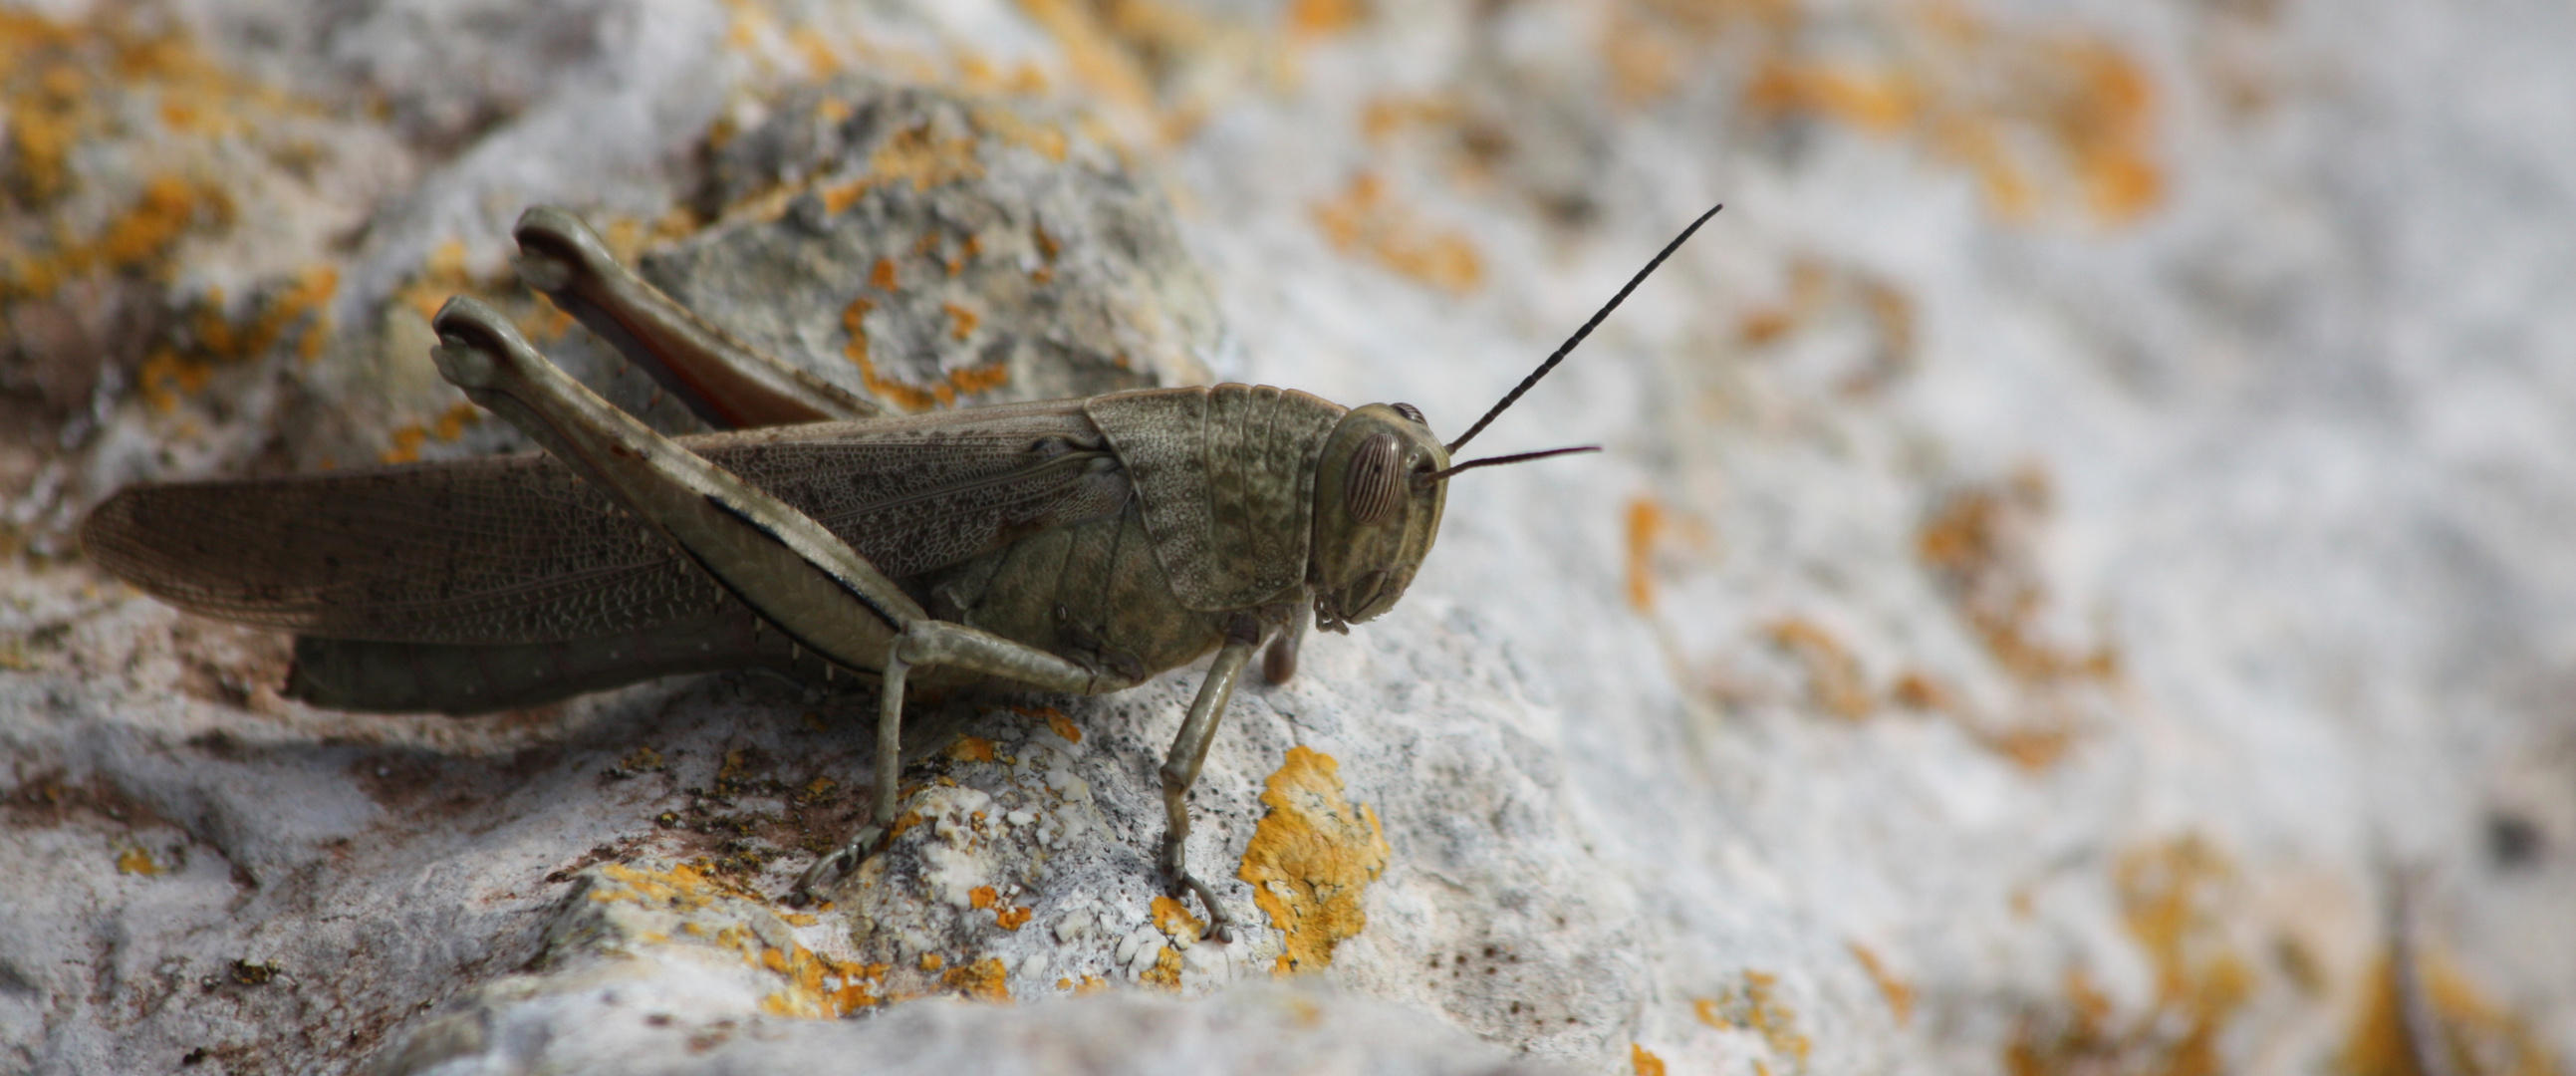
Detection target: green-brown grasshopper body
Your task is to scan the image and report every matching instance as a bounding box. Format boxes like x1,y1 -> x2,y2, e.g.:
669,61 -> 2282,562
82,204 -> 1715,932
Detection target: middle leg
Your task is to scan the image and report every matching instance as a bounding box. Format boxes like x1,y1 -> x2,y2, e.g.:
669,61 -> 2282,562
1159,617 -> 1263,940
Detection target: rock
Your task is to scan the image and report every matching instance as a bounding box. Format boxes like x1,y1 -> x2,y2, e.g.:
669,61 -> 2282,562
6,0 -> 2576,1074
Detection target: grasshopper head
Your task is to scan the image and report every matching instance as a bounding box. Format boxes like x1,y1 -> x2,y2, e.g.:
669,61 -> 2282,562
1306,203 -> 1722,633
1310,403 -> 1447,632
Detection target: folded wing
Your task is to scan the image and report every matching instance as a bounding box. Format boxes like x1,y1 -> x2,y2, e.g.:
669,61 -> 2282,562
83,402 -> 1130,645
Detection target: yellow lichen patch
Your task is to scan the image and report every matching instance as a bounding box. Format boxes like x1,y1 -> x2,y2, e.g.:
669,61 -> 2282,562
397,240 -> 477,322
431,402 -> 479,441
1602,7 -> 1682,107
136,349 -> 213,414
378,402 -> 481,464
589,862 -> 727,913
1151,895 -> 1204,941
837,293 -> 1013,411
1310,171 -> 1482,295
967,102 -> 1070,162
1625,498 -> 1666,612
1767,619 -> 1874,720
1238,746 -> 1391,975
1696,970 -> 1813,1073
996,905 -> 1033,932
379,424 -> 428,465
2004,837 -> 2256,1076
969,886 -> 998,911
1015,0 -> 1157,114
1889,670 -> 2075,772
869,121 -> 986,192
4,173 -> 231,302
949,736 -> 997,763
2344,946 -> 2567,1076
114,847 -> 166,876
1631,1042 -> 1669,1076
940,956 -> 1012,1002
1287,0 -> 1366,39
1014,704 -> 1082,743
1358,95 -> 1459,145
756,942 -> 886,1018
1919,469 -> 2118,687
1736,7 -> 2163,228
1847,942 -> 1916,1026
1141,943 -> 1184,991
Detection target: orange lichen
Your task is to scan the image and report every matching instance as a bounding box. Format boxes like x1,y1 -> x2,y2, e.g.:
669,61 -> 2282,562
431,402 -> 479,441
1237,746 -> 1390,975
1288,0 -> 1366,39
1695,969 -> 1812,1073
1602,8 -> 1681,106
1890,669 -> 2076,772
949,736 -> 997,763
4,174 -> 231,301
1358,95 -> 1459,144
940,956 -> 1012,1002
1142,944 -> 1185,990
1745,62 -> 1919,134
1310,171 -> 1482,295
1736,7 -> 2164,228
1014,704 -> 1083,743
919,952 -> 944,971
756,942 -> 887,1018
2004,837 -> 2256,1076
1918,469 -> 2119,687
1768,619 -> 1874,720
115,847 -> 166,876
969,885 -> 998,910
1151,895 -> 1204,941
838,293 -> 1013,412
1014,0 -> 1156,114
967,102 -> 1070,162
1631,1043 -> 1669,1076
1848,942 -> 1916,1026
869,258 -> 900,291
943,302 -> 981,340
996,905 -> 1033,931
787,26 -> 841,76
1625,498 -> 1666,612
397,239 -> 477,322
136,349 -> 212,414
2344,947 -> 2567,1076
379,425 -> 428,465
870,120 -> 985,191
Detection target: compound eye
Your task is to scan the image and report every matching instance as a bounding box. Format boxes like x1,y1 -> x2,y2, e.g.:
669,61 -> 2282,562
1345,432 -> 1404,526
1390,403 -> 1426,425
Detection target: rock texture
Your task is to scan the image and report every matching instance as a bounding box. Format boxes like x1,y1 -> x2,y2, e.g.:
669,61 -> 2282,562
5,1 -> 2575,1075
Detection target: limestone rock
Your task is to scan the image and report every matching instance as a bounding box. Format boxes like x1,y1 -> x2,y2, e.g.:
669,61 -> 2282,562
5,0 -> 2576,1074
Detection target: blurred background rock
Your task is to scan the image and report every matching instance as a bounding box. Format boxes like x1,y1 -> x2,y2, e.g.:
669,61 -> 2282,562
1,0 -> 2570,1073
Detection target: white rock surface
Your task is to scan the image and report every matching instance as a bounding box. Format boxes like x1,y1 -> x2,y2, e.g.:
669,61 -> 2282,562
5,1 -> 2574,1074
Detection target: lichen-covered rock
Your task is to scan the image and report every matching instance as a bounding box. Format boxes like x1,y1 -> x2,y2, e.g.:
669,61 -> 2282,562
7,0 -> 2576,1074
646,77 -> 1221,414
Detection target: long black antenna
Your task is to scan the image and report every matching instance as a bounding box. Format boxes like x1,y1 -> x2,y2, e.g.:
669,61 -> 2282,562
1421,444 -> 1601,483
1445,203 -> 1723,453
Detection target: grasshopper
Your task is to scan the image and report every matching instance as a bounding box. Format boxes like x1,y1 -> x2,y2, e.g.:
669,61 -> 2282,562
81,202 -> 1719,934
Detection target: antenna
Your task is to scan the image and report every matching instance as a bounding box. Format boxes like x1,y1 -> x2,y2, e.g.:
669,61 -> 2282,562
1445,203 -> 1722,454
1421,444 -> 1601,484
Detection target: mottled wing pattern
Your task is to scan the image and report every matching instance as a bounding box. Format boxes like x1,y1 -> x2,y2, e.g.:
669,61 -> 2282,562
84,402 -> 1129,645
707,402 -> 1129,579
1085,385 -> 1346,611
